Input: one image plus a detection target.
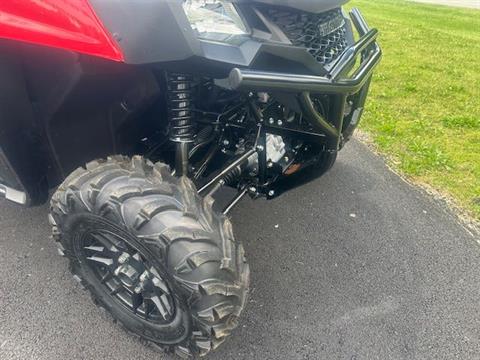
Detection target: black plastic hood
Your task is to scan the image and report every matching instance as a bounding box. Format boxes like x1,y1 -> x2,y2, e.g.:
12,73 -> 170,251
245,0 -> 350,13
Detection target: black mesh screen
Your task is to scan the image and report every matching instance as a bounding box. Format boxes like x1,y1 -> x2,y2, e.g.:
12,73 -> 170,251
261,7 -> 348,65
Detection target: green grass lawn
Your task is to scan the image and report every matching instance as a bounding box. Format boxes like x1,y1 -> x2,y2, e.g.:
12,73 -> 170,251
347,0 -> 480,220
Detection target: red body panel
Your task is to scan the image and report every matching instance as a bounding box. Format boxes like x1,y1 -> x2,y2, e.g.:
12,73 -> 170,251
0,0 -> 124,62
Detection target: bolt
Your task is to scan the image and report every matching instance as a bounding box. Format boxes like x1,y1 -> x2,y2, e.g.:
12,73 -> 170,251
249,186 -> 257,193
267,161 -> 274,168
268,117 -> 275,124
139,271 -> 150,283
277,120 -> 283,126
118,253 -> 130,264
114,264 -> 139,287
284,156 -> 290,162
114,266 -> 121,277
134,285 -> 143,294
223,139 -> 230,146
268,190 -> 275,197
256,145 -> 264,152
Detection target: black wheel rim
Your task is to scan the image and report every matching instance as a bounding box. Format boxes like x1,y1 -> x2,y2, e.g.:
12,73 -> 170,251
79,229 -> 176,324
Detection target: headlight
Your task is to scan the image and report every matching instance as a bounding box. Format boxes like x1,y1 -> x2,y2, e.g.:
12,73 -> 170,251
183,0 -> 249,42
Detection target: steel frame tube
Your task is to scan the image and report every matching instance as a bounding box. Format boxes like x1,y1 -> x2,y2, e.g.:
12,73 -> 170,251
229,47 -> 381,95
223,188 -> 248,215
175,142 -> 190,176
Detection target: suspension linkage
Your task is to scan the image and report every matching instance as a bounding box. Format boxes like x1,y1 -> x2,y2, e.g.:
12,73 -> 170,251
197,148 -> 256,195
223,188 -> 249,215
197,125 -> 263,195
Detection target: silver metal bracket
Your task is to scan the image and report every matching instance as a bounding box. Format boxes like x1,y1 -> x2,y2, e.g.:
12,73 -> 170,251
0,183 -> 27,205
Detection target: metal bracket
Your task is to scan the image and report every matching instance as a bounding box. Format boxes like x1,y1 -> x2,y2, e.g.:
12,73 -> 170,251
0,183 -> 27,205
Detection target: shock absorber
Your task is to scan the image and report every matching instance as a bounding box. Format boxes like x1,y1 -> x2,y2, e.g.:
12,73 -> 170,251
166,73 -> 196,176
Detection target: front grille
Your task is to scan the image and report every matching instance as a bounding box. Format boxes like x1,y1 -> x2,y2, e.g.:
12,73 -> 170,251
261,7 -> 348,65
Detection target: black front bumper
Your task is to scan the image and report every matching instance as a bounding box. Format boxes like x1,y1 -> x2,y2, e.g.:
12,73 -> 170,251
229,8 -> 382,150
92,1 -> 373,79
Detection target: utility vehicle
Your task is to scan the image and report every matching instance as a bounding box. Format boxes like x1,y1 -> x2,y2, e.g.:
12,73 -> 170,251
0,0 -> 380,357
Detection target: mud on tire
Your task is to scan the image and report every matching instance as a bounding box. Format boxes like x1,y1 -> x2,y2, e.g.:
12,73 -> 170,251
49,155 -> 250,358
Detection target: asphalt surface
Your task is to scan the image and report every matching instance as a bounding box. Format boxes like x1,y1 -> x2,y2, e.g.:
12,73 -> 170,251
1,139 -> 479,360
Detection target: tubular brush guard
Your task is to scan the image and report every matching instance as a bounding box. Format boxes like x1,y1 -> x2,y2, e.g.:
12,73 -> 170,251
229,8 -> 382,151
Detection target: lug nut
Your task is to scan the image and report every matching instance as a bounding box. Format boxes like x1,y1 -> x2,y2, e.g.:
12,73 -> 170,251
267,161 -> 274,168
118,253 -> 130,264
139,271 -> 150,282
277,120 -> 283,126
249,186 -> 257,193
268,190 -> 275,197
223,139 -> 230,146
256,145 -> 264,152
268,118 -> 275,124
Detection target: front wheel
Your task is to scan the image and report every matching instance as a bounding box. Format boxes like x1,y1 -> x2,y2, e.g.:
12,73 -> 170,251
49,156 -> 250,357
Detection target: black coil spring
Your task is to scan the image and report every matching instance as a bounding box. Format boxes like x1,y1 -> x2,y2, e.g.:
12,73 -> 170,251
166,73 -> 196,143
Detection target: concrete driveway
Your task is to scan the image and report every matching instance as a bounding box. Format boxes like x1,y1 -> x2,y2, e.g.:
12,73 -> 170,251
412,0 -> 480,9
1,140 -> 479,360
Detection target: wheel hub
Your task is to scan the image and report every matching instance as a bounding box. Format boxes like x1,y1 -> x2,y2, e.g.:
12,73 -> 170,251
80,230 -> 175,324
114,263 -> 140,288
